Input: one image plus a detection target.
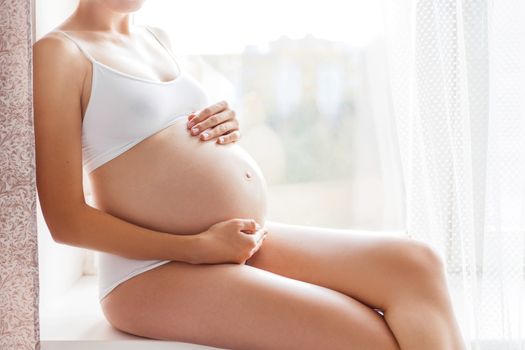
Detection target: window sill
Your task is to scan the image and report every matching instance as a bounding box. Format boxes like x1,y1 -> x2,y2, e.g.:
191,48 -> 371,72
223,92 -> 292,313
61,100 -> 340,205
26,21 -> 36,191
39,275 -> 224,350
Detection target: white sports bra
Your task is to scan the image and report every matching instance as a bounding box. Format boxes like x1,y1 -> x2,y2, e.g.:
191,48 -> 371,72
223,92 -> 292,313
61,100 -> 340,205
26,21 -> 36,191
54,26 -> 210,174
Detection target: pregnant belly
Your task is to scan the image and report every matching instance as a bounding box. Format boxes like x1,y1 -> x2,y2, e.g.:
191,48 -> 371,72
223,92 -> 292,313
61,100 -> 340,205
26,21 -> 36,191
88,117 -> 268,235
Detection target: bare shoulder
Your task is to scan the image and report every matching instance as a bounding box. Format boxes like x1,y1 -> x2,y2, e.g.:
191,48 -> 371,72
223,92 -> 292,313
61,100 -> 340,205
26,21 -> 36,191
143,25 -> 175,52
33,31 -> 88,85
34,30 -> 80,59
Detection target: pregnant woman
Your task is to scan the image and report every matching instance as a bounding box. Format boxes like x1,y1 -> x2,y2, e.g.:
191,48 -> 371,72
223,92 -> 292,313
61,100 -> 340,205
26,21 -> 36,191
33,1 -> 466,349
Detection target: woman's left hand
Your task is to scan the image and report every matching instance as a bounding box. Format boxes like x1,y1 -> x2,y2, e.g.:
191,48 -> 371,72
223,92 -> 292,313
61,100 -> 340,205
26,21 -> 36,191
186,100 -> 241,144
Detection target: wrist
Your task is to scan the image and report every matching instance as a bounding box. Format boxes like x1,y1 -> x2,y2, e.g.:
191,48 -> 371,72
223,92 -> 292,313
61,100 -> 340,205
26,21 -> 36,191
169,232 -> 202,264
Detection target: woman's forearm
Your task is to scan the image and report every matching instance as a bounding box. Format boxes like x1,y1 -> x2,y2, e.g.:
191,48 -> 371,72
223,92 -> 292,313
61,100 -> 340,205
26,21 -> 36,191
51,203 -> 200,262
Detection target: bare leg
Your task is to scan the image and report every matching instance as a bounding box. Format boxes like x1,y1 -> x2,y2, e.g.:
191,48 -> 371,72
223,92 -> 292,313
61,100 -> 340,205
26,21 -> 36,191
245,220 -> 466,350
101,260 -> 400,350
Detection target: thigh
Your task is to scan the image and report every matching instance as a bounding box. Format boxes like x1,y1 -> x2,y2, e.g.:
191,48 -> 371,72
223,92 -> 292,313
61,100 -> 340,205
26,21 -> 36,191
100,260 -> 399,350
245,220 -> 438,311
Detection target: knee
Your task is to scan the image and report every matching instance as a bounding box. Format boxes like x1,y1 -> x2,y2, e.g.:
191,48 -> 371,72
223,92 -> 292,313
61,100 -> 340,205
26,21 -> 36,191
381,238 -> 452,310
396,239 -> 446,281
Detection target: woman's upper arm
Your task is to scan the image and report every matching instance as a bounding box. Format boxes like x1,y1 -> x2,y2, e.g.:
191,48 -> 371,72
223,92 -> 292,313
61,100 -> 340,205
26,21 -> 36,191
33,34 -> 87,241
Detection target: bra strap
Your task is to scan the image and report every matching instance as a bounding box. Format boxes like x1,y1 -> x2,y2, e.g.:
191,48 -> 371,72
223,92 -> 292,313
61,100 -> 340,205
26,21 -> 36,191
53,30 -> 97,63
143,25 -> 182,73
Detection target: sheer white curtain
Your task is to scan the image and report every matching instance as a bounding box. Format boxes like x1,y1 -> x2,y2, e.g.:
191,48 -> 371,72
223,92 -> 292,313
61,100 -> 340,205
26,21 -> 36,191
381,0 -> 525,348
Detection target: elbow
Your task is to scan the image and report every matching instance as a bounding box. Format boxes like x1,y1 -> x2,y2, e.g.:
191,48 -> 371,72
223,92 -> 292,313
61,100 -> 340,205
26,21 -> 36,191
50,227 -> 70,245
41,203 -> 86,245
44,215 -> 74,245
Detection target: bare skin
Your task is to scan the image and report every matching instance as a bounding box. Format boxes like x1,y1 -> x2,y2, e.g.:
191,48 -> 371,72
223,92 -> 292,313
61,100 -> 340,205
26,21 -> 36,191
101,222 -> 467,350
33,0 -> 467,349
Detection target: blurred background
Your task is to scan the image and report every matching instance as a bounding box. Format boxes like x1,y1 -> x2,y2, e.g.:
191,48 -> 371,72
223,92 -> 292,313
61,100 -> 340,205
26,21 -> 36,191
131,0 -> 405,230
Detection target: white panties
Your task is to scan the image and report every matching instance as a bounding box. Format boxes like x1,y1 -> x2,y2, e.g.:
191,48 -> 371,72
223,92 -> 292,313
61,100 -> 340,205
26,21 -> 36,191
96,252 -> 172,302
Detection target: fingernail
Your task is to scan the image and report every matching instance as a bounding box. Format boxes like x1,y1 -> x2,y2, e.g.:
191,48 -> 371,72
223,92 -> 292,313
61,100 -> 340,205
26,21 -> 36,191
218,136 -> 224,143
191,126 -> 199,133
201,132 -> 209,139
188,121 -> 196,129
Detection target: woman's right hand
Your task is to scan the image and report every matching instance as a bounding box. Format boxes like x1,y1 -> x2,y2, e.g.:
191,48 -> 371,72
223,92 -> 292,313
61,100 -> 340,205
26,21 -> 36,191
190,218 -> 268,265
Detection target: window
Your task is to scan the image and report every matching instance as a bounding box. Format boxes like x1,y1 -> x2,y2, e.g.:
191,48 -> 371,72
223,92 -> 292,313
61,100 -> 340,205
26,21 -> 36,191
132,0 -> 405,231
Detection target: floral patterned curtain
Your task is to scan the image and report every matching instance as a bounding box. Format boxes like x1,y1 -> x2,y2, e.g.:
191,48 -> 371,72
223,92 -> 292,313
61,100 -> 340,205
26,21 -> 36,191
0,0 -> 40,349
